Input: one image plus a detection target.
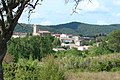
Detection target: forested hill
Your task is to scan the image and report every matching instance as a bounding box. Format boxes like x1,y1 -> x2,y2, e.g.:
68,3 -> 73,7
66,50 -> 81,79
14,22 -> 120,36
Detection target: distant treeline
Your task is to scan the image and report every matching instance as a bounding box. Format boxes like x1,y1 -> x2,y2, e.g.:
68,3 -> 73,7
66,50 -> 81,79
15,22 -> 120,36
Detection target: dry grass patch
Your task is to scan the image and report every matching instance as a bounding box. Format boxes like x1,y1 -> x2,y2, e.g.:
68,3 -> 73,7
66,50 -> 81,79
65,72 -> 120,80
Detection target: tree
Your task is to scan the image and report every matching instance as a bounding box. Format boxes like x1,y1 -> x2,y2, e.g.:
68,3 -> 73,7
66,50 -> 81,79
7,36 -> 53,61
0,0 -> 84,79
0,0 -> 42,79
53,37 -> 61,48
107,30 -> 120,52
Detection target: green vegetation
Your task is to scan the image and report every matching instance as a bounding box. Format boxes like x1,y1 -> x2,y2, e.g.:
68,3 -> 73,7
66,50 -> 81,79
55,49 -> 120,71
107,30 -> 120,52
15,22 -> 120,36
4,30 -> 120,79
65,72 -> 120,80
15,23 -> 33,33
4,55 -> 64,80
7,36 -> 54,61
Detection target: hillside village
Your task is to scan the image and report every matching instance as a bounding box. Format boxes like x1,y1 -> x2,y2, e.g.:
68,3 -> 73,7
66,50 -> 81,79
12,25 -> 98,51
1,0 -> 120,79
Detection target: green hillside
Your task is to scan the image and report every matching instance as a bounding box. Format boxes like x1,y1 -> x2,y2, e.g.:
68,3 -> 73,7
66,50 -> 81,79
14,22 -> 120,36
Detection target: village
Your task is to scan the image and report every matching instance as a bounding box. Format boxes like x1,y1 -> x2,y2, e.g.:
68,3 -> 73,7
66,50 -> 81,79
12,25 -> 97,51
1,0 -> 120,79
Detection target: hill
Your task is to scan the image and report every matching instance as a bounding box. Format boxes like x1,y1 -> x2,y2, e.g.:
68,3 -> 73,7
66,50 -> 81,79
14,22 -> 120,36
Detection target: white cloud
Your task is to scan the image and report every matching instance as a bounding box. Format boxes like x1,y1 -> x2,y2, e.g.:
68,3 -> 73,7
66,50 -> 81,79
78,0 -> 100,11
18,0 -> 119,25
18,19 -> 24,23
18,16 -> 28,23
40,20 -> 52,25
113,0 -> 120,6
76,0 -> 109,13
30,12 -> 41,19
111,12 -> 120,18
100,5 -> 109,12
96,20 -> 108,25
56,10 -> 65,14
116,13 -> 120,17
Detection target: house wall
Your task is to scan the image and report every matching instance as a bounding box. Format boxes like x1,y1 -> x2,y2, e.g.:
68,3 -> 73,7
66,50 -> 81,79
75,41 -> 80,46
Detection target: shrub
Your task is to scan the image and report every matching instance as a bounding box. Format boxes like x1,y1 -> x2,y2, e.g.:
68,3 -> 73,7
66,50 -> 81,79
4,55 -> 65,80
57,53 -> 120,72
4,57 -> 40,80
39,55 -> 65,80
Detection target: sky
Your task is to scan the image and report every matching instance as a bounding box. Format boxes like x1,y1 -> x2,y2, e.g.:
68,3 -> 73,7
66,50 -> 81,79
18,0 -> 120,25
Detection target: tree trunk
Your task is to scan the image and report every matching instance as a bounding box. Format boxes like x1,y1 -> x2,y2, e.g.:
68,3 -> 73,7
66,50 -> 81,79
0,40 -> 7,80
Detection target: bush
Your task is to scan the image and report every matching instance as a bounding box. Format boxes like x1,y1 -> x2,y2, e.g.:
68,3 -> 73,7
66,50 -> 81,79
83,53 -> 120,71
39,55 -> 65,80
107,30 -> 120,52
4,55 -> 65,80
4,57 -> 40,80
89,46 -> 111,56
57,53 -> 120,72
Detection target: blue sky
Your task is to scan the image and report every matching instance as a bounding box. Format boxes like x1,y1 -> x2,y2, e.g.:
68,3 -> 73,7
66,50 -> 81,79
18,0 -> 120,25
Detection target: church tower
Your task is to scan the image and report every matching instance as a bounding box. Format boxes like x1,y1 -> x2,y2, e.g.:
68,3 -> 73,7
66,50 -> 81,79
33,24 -> 38,36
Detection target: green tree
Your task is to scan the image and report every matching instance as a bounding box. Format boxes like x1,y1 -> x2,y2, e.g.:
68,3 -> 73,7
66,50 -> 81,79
107,30 -> 120,52
0,0 -> 85,79
53,37 -> 61,48
7,36 -> 53,61
0,0 -> 43,79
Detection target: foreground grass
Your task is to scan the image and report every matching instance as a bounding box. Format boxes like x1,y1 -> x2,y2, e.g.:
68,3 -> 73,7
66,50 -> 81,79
4,53 -> 120,80
63,53 -> 120,80
65,72 -> 120,80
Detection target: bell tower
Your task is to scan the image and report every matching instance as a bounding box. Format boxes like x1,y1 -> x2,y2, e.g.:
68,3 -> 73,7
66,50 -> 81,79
33,24 -> 38,35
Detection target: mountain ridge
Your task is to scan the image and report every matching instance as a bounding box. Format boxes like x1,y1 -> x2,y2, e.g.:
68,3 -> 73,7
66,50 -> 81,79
14,22 -> 120,36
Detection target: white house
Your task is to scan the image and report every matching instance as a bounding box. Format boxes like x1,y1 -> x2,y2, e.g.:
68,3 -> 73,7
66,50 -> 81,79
73,36 -> 80,41
77,46 -> 91,51
60,38 -> 74,43
60,34 -> 68,38
38,30 -> 51,36
74,40 -> 81,46
60,34 -> 72,38
12,32 -> 27,38
52,48 -> 65,51
52,34 -> 61,38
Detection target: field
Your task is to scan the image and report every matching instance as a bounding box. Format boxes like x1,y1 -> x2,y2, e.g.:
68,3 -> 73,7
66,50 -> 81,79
65,72 -> 120,80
